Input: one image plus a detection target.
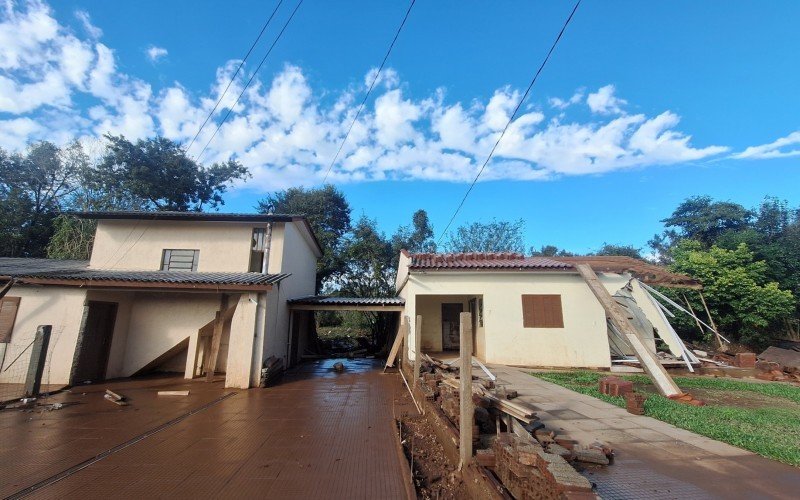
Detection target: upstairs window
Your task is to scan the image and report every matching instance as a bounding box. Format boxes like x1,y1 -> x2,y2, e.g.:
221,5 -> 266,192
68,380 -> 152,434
0,296 -> 21,343
161,249 -> 199,271
249,228 -> 267,272
521,294 -> 564,328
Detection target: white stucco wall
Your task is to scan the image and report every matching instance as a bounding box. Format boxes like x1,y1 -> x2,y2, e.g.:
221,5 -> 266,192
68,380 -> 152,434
118,292 -> 222,376
405,271 -> 611,368
0,286 -> 87,386
263,222 -> 319,368
90,219 -> 265,272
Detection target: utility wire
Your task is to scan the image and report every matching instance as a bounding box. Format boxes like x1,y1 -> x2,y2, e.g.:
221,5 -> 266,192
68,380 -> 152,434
186,0 -> 285,155
196,0 -> 305,164
321,0 -> 417,184
435,0 -> 582,246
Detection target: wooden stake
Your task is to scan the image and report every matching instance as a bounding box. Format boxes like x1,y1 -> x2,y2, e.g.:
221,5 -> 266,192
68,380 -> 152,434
385,315 -> 406,369
682,293 -> 705,338
459,311 -> 473,469
413,315 -> 422,388
698,290 -> 723,349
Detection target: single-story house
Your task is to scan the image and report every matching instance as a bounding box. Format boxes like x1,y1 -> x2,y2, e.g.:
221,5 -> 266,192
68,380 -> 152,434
395,251 -> 699,369
0,211 -> 321,390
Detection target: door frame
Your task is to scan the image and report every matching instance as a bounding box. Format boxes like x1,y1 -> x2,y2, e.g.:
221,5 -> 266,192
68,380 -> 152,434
441,302 -> 463,351
70,300 -> 118,384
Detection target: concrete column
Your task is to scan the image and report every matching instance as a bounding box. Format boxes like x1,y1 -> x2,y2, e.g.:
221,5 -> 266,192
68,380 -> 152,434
225,294 -> 257,389
413,315 -> 422,387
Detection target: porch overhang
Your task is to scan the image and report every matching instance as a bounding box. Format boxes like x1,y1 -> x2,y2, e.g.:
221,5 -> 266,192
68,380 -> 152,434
288,296 -> 405,312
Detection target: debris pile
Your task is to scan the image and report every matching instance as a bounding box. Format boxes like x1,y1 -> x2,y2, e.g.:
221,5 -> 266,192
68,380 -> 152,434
418,355 -> 611,498
259,356 -> 284,387
755,346 -> 800,382
489,433 -> 599,500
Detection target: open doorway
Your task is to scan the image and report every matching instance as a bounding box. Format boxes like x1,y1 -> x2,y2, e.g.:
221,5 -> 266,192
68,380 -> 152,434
441,303 -> 463,350
72,301 -> 117,384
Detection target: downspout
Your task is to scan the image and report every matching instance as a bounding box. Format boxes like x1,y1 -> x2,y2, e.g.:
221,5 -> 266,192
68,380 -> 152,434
261,222 -> 273,274
251,221 -> 272,386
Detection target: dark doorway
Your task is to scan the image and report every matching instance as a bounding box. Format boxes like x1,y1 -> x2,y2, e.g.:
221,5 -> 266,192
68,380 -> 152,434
73,301 -> 118,383
441,303 -> 463,350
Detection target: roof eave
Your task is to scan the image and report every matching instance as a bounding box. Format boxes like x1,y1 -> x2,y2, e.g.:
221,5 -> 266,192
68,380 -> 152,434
12,277 -> 275,292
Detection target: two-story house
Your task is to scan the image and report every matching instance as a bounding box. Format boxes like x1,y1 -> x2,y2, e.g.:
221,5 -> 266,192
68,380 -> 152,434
0,212 -> 321,389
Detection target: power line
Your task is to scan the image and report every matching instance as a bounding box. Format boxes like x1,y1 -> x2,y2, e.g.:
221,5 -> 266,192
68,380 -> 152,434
186,0 -> 285,155
195,0 -> 305,164
321,0 -> 417,184
435,0 -> 582,246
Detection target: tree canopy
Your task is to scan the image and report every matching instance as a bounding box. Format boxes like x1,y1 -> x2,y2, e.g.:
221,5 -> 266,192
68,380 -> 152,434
444,219 -> 525,253
257,184 -> 351,292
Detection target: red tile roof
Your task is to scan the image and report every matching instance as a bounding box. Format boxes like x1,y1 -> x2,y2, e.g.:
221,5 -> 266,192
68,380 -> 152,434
408,252 -> 572,270
405,252 -> 699,288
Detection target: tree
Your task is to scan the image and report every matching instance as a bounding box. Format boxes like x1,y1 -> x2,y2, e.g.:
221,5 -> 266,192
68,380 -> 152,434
668,241 -> 795,347
444,219 -> 525,253
529,245 -> 574,257
257,184 -> 351,291
337,216 -> 396,348
390,209 -> 436,266
93,135 -> 248,211
594,243 -> 642,259
0,141 -> 85,257
660,195 -> 752,246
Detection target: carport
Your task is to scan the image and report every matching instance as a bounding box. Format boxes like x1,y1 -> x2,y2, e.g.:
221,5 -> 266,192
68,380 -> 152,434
286,296 -> 405,365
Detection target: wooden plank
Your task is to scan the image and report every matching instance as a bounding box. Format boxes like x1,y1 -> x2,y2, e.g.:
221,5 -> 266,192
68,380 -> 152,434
402,315 -> 410,368
576,264 -> 681,397
158,390 -> 189,396
698,290 -> 724,349
385,316 -> 406,369
459,311 -> 473,469
205,311 -> 224,382
413,315 -> 422,388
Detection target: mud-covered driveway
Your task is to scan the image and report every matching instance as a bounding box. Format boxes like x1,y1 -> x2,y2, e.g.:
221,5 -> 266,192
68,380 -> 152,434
1,359 -> 414,499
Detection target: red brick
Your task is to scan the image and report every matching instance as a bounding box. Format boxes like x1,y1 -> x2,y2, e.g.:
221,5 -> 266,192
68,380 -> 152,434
734,352 -> 756,368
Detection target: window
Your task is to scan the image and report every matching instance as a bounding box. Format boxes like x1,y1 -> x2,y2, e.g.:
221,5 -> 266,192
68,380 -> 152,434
0,296 -> 20,343
521,294 -> 564,328
161,249 -> 199,271
249,228 -> 266,272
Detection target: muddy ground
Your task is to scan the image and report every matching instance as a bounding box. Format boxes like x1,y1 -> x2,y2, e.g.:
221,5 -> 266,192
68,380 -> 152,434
399,414 -> 467,499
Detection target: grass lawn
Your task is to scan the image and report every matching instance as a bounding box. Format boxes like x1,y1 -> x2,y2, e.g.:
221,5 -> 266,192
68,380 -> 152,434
532,371 -> 800,466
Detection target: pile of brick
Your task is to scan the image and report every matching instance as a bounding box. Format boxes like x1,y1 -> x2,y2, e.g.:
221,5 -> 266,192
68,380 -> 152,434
488,433 -> 599,500
624,392 -> 646,415
598,376 -> 633,397
754,347 -> 800,383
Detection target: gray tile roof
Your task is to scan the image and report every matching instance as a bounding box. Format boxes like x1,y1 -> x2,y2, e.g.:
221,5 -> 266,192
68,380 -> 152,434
0,258 -> 89,276
0,258 -> 289,288
287,296 -> 405,306
71,211 -> 300,223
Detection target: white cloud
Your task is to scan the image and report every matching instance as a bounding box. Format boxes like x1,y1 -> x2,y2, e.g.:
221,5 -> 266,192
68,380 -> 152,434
0,1 -> 732,191
74,10 -> 101,38
549,91 -> 583,110
587,84 -> 627,114
146,45 -> 168,63
732,131 -> 800,160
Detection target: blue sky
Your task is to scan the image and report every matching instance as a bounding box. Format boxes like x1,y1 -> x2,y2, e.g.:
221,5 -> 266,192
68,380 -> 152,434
1,0 -> 799,254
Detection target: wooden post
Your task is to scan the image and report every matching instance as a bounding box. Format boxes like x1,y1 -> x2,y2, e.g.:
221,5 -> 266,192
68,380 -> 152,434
413,315 -> 422,387
385,315 -> 406,370
698,290 -> 723,349
24,325 -> 52,397
459,311 -> 473,469
682,293 -> 705,338
576,264 -> 681,397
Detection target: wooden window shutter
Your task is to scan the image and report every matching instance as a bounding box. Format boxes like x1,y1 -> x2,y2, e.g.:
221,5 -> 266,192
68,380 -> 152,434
521,294 -> 564,328
161,249 -> 199,271
0,296 -> 21,343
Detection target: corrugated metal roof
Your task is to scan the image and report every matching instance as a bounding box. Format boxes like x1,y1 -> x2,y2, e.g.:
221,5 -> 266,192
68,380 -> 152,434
288,296 -> 405,306
408,252 -> 571,270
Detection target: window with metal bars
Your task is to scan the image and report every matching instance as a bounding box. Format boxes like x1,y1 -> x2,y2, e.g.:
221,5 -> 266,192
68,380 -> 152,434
161,249 -> 199,271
